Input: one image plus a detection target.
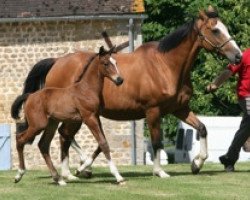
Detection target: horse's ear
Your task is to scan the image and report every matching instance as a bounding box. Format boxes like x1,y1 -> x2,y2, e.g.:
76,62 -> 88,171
198,10 -> 208,21
110,45 -> 116,54
207,5 -> 215,12
99,46 -> 106,56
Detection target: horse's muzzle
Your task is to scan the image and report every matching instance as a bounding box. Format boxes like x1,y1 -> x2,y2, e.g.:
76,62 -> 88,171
235,53 -> 242,64
115,76 -> 124,86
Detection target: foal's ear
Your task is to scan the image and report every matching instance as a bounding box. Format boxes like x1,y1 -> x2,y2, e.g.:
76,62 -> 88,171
99,46 -> 106,56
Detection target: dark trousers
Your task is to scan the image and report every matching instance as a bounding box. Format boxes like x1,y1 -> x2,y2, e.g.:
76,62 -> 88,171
226,97 -> 250,164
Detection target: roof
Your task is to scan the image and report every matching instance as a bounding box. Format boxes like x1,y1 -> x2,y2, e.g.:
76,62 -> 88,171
0,0 -> 145,19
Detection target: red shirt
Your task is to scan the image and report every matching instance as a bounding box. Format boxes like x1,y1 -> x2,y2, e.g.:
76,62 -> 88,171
227,48 -> 250,99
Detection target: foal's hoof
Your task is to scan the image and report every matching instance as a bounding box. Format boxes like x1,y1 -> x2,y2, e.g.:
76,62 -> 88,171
14,174 -> 23,183
57,179 -> 67,186
117,180 -> 126,186
191,160 -> 201,174
63,174 -> 79,181
14,177 -> 21,183
153,170 -> 170,178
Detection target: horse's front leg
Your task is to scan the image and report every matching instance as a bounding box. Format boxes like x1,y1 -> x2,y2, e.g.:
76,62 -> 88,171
173,107 -> 208,174
77,114 -> 124,184
146,107 -> 170,178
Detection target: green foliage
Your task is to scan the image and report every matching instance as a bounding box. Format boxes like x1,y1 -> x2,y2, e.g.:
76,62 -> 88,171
142,0 -> 250,141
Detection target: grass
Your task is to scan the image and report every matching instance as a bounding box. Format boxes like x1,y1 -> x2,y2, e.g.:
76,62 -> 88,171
1,163 -> 250,200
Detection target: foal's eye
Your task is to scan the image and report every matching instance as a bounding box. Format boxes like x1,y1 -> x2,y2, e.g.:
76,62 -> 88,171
212,28 -> 220,35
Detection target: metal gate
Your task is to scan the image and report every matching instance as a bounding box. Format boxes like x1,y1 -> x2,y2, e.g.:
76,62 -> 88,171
0,124 -> 11,170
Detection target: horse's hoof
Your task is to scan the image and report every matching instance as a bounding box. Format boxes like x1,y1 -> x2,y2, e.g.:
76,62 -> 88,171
75,170 -> 92,178
117,180 -> 126,186
82,170 -> 92,178
75,170 -> 81,177
58,179 -> 67,186
153,170 -> 170,178
191,160 -> 201,174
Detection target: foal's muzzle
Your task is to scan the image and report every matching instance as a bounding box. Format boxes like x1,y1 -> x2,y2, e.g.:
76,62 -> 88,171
115,76 -> 124,86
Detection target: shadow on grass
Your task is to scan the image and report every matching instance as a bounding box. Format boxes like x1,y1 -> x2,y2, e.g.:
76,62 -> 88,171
36,168 -> 250,185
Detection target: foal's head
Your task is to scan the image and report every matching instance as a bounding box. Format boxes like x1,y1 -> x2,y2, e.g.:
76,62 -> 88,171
98,46 -> 123,86
196,5 -> 242,64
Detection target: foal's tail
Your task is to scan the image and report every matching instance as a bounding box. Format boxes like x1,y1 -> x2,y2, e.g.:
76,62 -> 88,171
23,58 -> 56,94
11,93 -> 30,120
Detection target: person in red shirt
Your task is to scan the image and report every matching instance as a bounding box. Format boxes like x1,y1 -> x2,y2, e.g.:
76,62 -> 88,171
207,48 -> 250,172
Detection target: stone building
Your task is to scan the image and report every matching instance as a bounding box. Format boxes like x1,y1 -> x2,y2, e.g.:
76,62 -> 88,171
0,0 -> 146,169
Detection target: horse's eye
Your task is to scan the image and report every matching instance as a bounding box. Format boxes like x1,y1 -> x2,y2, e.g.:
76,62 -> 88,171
212,28 -> 220,35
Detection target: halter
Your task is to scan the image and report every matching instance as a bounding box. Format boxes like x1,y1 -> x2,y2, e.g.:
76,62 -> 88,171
198,30 -> 233,52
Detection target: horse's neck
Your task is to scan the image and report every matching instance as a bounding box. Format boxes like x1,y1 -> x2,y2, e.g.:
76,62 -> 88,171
166,31 -> 200,75
78,59 -> 104,93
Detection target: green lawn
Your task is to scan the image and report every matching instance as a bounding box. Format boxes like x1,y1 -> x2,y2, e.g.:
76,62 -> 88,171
1,163 -> 250,200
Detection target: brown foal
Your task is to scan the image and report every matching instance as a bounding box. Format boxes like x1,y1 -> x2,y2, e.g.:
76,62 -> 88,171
11,46 -> 124,185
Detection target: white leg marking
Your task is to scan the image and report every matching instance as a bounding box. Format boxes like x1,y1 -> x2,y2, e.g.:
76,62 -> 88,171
61,156 -> 79,181
14,168 -> 25,183
77,157 -> 93,172
108,160 -> 124,183
153,149 -> 170,178
194,137 -> 208,168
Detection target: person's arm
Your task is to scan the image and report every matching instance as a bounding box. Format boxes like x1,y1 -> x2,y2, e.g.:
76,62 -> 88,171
206,69 -> 233,92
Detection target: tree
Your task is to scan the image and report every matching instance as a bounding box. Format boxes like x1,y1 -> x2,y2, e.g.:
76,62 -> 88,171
142,0 -> 250,142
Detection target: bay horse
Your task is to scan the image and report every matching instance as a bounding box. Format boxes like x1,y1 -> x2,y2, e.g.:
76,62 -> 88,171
11,46 -> 124,185
12,6 -> 242,182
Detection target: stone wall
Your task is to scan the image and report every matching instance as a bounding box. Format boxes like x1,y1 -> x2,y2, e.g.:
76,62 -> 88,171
0,19 -> 144,169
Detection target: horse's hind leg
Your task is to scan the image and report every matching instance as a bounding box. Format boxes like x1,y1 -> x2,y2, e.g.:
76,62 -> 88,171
38,119 -> 65,185
173,107 -> 208,174
146,107 -> 170,178
76,115 -> 124,184
58,122 -> 82,181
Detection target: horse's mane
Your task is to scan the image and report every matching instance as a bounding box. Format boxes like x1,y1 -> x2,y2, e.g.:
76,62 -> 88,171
75,53 -> 98,83
158,11 -> 218,53
158,19 -> 195,53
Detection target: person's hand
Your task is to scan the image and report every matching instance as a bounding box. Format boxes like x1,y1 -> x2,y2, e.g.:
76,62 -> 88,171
206,83 -> 218,93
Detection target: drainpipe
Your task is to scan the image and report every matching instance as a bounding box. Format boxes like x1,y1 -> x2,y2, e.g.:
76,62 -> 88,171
129,18 -> 136,165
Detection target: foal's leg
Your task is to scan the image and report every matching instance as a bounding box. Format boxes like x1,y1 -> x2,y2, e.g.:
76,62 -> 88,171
38,119 -> 66,185
146,107 -> 170,178
15,127 -> 42,183
76,115 -> 124,183
173,107 -> 208,174
58,122 -> 82,180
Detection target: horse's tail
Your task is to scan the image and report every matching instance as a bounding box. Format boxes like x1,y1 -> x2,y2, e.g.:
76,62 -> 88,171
11,93 -> 30,120
23,58 -> 55,94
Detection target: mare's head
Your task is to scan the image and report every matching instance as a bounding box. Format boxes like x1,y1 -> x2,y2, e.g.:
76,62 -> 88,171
196,5 -> 242,64
98,46 -> 123,86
